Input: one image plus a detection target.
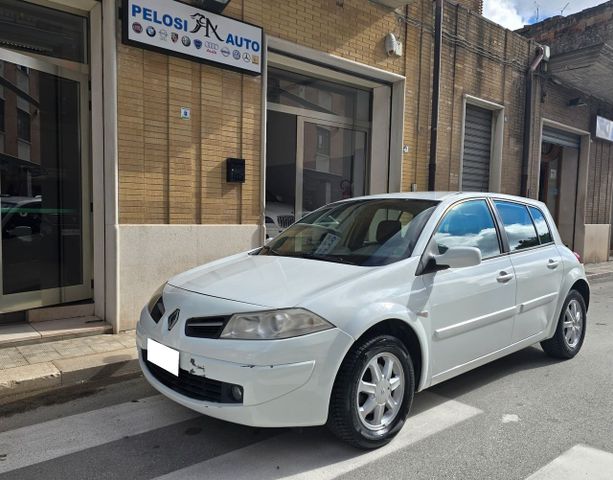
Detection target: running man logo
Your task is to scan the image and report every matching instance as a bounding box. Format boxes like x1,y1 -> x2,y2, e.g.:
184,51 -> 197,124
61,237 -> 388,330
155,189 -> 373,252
190,13 -> 223,42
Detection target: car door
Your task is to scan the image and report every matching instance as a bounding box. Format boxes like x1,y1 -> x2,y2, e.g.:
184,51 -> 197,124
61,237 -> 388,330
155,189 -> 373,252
492,201 -> 564,342
421,199 -> 517,381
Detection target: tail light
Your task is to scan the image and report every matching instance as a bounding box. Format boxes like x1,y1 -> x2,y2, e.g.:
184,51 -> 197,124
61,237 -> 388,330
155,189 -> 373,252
573,251 -> 582,263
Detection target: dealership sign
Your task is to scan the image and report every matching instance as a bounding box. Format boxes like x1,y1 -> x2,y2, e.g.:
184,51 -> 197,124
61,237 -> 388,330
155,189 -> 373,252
595,116 -> 613,143
123,0 -> 263,75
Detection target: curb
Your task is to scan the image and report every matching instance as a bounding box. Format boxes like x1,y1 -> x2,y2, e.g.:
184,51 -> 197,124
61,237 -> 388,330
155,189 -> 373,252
0,348 -> 140,405
586,271 -> 613,283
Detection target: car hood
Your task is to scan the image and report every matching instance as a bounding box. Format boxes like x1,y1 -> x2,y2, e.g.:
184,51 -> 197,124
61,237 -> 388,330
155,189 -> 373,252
167,253 -> 368,308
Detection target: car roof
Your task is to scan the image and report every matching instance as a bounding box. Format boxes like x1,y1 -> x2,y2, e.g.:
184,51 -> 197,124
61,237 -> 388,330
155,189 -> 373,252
342,191 -> 547,208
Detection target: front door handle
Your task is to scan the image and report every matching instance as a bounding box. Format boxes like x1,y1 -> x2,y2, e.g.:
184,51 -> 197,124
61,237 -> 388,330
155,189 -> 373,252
497,271 -> 514,283
547,259 -> 560,269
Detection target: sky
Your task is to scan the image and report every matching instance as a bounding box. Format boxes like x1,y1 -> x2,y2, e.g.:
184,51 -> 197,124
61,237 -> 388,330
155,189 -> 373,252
482,0 -> 605,30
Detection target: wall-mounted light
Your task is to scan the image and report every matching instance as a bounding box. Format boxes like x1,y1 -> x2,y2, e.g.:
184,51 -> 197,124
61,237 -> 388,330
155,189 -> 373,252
194,0 -> 232,13
568,97 -> 587,107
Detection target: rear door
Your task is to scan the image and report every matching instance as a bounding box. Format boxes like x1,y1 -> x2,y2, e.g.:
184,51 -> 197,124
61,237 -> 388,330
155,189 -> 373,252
424,199 -> 516,381
492,201 -> 564,342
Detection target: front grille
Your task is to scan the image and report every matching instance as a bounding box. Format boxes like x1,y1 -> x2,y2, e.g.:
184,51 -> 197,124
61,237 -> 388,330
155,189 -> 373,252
142,350 -> 242,403
185,316 -> 229,338
277,215 -> 295,228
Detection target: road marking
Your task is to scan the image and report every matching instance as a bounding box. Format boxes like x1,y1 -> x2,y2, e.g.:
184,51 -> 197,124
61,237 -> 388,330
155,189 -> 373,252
154,392 -> 482,480
0,395 -> 199,474
526,445 -> 613,480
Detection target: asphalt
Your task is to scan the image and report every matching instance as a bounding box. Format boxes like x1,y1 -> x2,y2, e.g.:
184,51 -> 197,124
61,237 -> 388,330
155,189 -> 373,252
0,279 -> 611,480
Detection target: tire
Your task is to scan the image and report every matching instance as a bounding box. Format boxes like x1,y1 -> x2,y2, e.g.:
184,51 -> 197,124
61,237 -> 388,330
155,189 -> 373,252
327,335 -> 415,449
540,290 -> 587,359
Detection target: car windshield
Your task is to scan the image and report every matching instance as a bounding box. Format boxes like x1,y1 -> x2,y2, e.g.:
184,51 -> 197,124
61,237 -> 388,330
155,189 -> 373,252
255,199 -> 439,266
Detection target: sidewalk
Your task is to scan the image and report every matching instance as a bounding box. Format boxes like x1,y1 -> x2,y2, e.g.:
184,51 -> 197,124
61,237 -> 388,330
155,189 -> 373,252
585,258 -> 613,283
0,331 -> 138,405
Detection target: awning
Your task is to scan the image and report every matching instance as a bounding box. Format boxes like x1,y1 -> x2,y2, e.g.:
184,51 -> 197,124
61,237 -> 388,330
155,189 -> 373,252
549,43 -> 613,104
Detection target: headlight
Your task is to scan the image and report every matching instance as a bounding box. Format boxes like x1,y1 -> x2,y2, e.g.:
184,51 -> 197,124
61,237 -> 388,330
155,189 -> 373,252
220,308 -> 334,340
147,282 -> 167,323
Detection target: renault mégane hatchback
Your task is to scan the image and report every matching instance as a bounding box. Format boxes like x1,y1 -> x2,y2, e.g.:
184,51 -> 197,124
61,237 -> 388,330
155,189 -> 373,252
137,192 -> 589,449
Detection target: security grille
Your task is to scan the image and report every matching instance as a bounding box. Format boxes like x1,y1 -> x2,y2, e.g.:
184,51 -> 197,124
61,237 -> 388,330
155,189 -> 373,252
542,126 -> 580,148
461,105 -> 493,192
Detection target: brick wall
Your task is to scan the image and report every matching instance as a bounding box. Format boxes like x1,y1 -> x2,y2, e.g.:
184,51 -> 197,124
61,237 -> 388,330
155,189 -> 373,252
517,1 -> 613,55
116,0 -> 530,224
401,1 -> 533,193
117,0 -> 405,224
536,81 -> 613,225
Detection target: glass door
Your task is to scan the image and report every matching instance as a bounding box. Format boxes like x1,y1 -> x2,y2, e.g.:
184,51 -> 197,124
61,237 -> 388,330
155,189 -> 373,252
296,117 -> 368,218
0,48 -> 90,313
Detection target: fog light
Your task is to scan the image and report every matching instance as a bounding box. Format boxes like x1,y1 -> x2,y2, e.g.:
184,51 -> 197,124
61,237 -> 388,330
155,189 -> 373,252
231,385 -> 243,402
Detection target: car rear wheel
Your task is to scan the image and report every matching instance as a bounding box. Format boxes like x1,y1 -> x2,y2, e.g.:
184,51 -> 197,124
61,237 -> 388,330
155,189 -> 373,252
541,290 -> 587,359
327,334 -> 415,449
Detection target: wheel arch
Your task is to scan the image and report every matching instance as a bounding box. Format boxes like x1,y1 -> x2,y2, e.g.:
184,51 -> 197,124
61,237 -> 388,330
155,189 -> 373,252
349,319 -> 427,392
571,279 -> 590,311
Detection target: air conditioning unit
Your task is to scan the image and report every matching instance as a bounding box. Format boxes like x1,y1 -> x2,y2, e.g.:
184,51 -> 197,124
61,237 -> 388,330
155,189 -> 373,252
370,0 -> 412,8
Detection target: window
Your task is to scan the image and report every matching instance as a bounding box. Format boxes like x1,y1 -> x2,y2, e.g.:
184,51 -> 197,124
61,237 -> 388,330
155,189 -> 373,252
433,200 -> 500,259
257,199 -> 439,266
494,201 -> 539,251
17,109 -> 31,142
528,206 -> 553,244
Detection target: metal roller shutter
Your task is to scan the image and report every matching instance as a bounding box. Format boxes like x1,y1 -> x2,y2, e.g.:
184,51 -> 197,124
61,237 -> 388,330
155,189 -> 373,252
461,105 -> 493,192
542,126 -> 580,148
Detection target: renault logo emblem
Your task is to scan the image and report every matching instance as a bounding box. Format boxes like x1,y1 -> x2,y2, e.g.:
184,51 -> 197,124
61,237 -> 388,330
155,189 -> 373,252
167,309 -> 180,331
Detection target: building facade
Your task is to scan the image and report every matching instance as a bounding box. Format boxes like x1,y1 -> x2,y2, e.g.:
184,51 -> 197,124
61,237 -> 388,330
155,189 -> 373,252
0,0 -> 610,332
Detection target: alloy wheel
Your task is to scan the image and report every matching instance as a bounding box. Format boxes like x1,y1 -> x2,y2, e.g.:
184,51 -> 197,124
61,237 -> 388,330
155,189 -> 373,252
356,352 -> 405,431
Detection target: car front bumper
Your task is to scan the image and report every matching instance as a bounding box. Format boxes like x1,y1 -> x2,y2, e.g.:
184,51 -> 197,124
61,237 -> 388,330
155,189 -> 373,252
136,294 -> 354,428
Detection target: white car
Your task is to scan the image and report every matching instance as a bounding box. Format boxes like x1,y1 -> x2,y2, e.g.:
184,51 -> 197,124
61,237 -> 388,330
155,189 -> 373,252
136,192 -> 589,449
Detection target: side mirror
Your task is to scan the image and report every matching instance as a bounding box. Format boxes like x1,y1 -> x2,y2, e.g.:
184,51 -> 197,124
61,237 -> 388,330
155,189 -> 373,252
434,246 -> 482,269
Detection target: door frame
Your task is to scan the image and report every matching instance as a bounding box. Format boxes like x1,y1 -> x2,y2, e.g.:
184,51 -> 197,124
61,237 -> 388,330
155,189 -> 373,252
0,47 -> 91,313
295,116 -> 370,218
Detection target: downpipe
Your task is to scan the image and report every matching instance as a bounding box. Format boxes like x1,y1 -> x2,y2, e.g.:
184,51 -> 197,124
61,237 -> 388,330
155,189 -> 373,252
427,0 -> 443,191
520,45 -> 545,197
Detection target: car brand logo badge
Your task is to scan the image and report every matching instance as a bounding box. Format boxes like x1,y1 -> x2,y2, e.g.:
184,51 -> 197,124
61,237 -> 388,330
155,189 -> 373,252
132,22 -> 143,34
221,47 -> 230,57
243,52 -> 251,63
146,26 -> 156,37
171,32 -> 179,43
194,39 -> 203,49
182,36 -> 191,47
232,49 -> 241,60
159,29 -> 168,41
168,309 -> 180,331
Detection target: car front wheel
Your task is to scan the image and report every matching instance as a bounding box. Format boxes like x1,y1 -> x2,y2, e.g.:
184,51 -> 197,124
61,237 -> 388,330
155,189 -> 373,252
327,334 -> 415,449
541,290 -> 587,359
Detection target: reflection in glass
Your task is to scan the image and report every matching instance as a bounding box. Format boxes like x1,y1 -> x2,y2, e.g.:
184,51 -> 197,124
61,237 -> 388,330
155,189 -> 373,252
302,122 -> 367,215
267,68 -> 371,122
257,199 -> 438,266
1,59 -> 82,295
494,201 -> 539,251
434,200 -> 501,259
529,206 -> 553,244
0,0 -> 87,63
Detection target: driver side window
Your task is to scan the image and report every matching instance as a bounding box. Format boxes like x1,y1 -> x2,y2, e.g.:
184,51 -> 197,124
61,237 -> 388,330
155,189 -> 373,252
433,200 -> 501,260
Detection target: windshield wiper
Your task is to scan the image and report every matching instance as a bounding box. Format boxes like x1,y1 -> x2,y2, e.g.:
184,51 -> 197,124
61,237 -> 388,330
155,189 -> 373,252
291,252 -> 353,265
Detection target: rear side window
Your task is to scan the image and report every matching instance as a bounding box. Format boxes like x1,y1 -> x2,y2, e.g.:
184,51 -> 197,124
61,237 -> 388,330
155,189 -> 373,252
528,207 -> 553,244
493,201 -> 539,251
433,200 -> 501,259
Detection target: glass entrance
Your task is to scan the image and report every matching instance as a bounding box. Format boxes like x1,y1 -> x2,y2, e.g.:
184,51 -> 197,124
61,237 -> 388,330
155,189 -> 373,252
0,49 -> 90,313
265,67 -> 372,238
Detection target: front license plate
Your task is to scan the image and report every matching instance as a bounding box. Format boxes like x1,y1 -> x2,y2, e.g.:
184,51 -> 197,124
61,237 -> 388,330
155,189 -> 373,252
147,338 -> 179,377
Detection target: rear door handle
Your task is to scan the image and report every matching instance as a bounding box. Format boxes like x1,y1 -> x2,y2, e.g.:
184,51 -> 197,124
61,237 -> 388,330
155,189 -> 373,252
547,259 -> 560,269
497,271 -> 514,283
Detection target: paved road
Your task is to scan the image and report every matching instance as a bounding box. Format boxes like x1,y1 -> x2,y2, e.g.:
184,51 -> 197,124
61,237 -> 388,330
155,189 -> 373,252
1,280 -> 612,480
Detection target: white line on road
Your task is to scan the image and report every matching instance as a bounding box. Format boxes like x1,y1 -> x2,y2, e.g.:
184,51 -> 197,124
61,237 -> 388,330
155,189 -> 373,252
0,395 -> 199,474
526,444 -> 613,480
154,392 -> 482,480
